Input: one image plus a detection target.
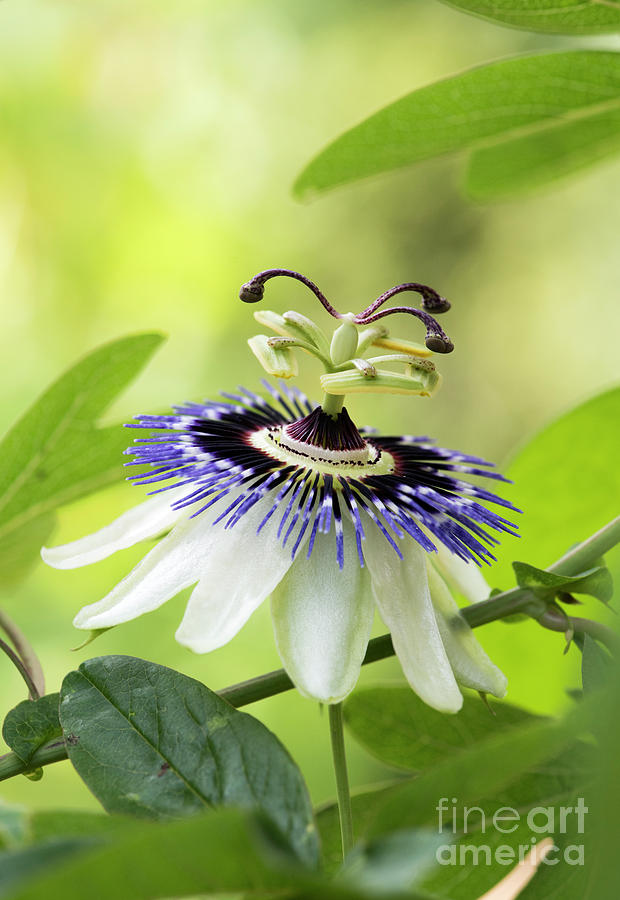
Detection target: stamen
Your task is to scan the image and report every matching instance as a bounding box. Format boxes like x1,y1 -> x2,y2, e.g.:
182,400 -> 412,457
239,269 -> 342,319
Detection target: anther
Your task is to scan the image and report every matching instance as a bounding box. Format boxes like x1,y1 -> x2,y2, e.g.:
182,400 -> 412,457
239,281 -> 265,303
425,334 -> 454,354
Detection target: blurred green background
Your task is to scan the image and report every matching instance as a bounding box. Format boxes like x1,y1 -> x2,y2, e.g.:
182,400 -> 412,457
1,0 -> 619,814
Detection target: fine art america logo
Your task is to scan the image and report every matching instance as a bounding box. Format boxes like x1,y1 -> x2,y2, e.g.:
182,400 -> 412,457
435,798 -> 588,867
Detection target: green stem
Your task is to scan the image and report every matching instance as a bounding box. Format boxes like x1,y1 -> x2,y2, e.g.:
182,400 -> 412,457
328,702 -> 354,858
322,392 -> 345,417
1,514 -> 619,783
548,515 -> 620,576
0,610 -> 45,698
540,615 -> 620,654
0,637 -> 41,700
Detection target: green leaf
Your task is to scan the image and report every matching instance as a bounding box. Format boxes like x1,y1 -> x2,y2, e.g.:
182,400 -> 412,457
421,748 -> 593,899
581,634 -> 612,694
0,838 -> 99,898
493,386 -> 620,584
344,686 -> 539,771
294,52 -> 620,203
512,561 -> 613,605
342,828 -> 447,895
2,694 -> 61,767
2,809 -> 294,900
438,0 -> 620,35
481,386 -> 620,713
59,655 -> 318,867
366,698 -> 595,838
465,107 -> 620,199
0,801 -> 29,850
0,333 -> 164,584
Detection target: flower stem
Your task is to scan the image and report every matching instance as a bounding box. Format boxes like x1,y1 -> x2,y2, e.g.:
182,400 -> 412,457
322,392 -> 345,418
328,702 -> 354,858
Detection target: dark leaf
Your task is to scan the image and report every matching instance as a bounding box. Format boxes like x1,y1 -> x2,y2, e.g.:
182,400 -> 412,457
2,694 -> 61,767
59,655 -> 318,866
344,686 -> 539,771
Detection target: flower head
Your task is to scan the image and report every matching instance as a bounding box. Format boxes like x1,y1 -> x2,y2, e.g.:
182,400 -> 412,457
42,270 -> 518,712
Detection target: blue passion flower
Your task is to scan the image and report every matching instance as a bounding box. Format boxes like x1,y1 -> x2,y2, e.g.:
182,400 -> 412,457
42,270 -> 517,712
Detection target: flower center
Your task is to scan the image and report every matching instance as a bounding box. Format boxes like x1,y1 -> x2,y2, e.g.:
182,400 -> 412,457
249,406 -> 395,476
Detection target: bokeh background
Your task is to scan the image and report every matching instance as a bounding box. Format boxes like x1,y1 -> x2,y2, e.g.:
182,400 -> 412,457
1,0 -> 619,813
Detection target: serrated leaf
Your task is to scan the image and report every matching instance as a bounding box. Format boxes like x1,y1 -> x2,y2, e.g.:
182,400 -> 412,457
513,561 -> 613,604
344,686 -> 539,772
59,655 -> 318,867
0,333 -> 164,584
2,694 -> 61,767
294,51 -> 620,203
439,0 -> 620,34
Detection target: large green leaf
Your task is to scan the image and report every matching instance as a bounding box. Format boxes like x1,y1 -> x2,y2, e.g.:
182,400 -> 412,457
465,107 -> 620,199
59,656 -> 318,867
0,838 -> 98,898
344,686 -> 538,771
366,698 -> 594,838
493,386 -> 620,584
2,806 -> 438,900
421,749 -> 593,899
476,386 -> 620,714
439,0 -> 620,34
3,809 -> 295,900
294,52 -> 620,203
319,700 -> 593,874
2,694 -> 61,766
0,333 -> 163,584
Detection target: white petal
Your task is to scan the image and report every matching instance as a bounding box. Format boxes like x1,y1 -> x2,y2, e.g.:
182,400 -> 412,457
175,496 -> 299,654
365,534 -> 463,714
42,488 -> 186,570
271,519 -> 375,704
427,562 -> 507,698
431,542 -> 491,604
73,511 -> 216,629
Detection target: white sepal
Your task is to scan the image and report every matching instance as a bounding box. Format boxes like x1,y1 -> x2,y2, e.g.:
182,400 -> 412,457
430,542 -> 491,604
42,488 -> 186,570
175,494 -> 299,653
73,511 -> 216,630
271,520 -> 375,704
365,534 -> 463,714
427,562 -> 507,698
